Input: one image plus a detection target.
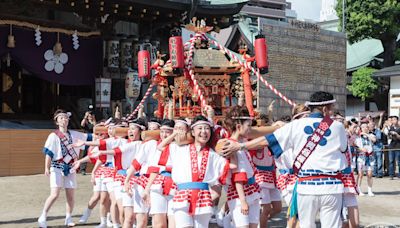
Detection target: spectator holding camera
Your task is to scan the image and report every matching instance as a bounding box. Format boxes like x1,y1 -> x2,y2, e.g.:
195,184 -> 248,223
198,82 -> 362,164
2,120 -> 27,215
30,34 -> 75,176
383,116 -> 400,180
79,108 -> 96,175
81,110 -> 96,134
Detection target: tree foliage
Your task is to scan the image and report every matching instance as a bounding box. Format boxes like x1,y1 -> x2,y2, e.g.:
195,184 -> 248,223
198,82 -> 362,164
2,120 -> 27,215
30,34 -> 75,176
336,0 -> 400,67
347,67 -> 378,101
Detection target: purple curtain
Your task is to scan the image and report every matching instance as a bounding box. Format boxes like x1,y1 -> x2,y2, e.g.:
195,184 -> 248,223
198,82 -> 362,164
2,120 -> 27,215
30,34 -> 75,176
0,25 -> 102,85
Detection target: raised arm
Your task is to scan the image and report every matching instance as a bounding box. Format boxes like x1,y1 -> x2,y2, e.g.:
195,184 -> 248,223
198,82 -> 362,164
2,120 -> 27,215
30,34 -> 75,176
220,136 -> 268,157
248,125 -> 281,139
157,131 -> 178,151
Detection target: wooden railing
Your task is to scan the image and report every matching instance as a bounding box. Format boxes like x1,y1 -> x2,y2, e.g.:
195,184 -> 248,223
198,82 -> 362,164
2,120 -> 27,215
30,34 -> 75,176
0,129 -> 53,176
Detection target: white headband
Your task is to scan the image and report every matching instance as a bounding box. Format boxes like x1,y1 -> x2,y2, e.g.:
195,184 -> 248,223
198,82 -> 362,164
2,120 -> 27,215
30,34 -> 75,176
191,120 -> 213,129
54,112 -> 71,120
305,99 -> 336,106
148,121 -> 161,127
160,125 -> 174,130
175,119 -> 189,126
232,116 -> 254,120
129,123 -> 146,130
292,111 -> 311,120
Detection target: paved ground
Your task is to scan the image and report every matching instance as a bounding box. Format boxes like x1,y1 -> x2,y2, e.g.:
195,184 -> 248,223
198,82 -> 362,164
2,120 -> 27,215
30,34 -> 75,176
0,174 -> 399,228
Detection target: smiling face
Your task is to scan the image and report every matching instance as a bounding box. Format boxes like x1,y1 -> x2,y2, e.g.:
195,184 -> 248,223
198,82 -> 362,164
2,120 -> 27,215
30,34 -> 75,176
56,114 -> 69,129
191,124 -> 211,146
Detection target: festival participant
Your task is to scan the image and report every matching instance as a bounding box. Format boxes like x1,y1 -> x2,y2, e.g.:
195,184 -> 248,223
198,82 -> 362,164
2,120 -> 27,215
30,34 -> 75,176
123,119 -> 165,228
38,109 -> 92,228
141,119 -> 174,228
167,115 -> 230,228
250,125 -> 282,228
73,124 -> 109,225
149,117 -> 192,228
93,118 -> 147,228
148,117 -> 162,130
130,118 -> 181,228
355,123 -> 376,196
221,91 -> 349,228
341,143 -> 360,228
275,104 -> 309,228
222,106 -> 261,228
74,122 -> 129,228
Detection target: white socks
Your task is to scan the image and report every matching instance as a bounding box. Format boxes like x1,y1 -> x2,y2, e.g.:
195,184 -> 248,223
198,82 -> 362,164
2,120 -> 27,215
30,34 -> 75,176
100,216 -> 107,224
79,208 -> 92,223
38,212 -> 47,227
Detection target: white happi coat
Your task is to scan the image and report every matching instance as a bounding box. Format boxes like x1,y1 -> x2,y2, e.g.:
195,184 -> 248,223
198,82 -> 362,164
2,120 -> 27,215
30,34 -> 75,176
252,147 -> 276,189
168,143 -> 229,215
265,112 -> 348,195
113,140 -> 142,185
131,139 -> 173,194
226,148 -> 260,208
43,130 -> 89,162
98,137 -> 128,178
115,140 -> 142,170
275,148 -> 297,196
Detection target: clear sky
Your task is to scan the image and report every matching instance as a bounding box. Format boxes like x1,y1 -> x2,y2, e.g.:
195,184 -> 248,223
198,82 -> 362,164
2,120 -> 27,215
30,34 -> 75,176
288,0 -> 322,22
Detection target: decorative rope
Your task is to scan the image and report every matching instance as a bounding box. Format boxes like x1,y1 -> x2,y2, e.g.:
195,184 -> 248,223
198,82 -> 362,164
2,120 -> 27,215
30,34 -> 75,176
126,81 -> 155,120
207,39 -> 296,107
0,19 -> 100,36
185,33 -> 207,109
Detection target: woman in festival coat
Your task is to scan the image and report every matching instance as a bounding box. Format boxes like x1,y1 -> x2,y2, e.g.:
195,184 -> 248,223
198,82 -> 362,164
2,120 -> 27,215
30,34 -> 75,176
168,115 -> 230,228
74,122 -> 129,228
92,118 -> 147,228
38,109 -> 92,228
222,106 -> 261,228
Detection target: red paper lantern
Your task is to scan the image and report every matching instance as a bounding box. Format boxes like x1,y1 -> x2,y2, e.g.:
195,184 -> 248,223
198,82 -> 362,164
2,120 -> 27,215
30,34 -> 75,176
138,50 -> 151,78
169,36 -> 184,69
255,34 -> 268,74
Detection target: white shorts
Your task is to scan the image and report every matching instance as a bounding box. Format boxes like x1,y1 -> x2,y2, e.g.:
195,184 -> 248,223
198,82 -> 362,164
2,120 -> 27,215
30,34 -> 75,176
50,167 -> 77,189
231,200 -> 260,227
174,209 -> 212,228
133,187 -> 149,214
149,191 -> 174,215
113,182 -> 124,200
357,162 -> 373,172
122,192 -> 134,207
283,192 -> 293,206
298,194 -> 342,228
93,177 -> 113,192
106,181 -> 115,194
343,194 -> 358,207
260,188 -> 281,204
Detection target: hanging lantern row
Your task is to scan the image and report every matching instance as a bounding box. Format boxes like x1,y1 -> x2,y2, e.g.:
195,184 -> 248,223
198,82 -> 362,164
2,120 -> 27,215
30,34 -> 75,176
106,36 -> 162,74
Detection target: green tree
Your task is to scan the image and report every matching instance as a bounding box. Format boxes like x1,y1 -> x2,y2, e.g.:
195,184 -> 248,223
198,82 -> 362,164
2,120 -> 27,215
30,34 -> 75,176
336,0 -> 400,67
347,67 -> 378,101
